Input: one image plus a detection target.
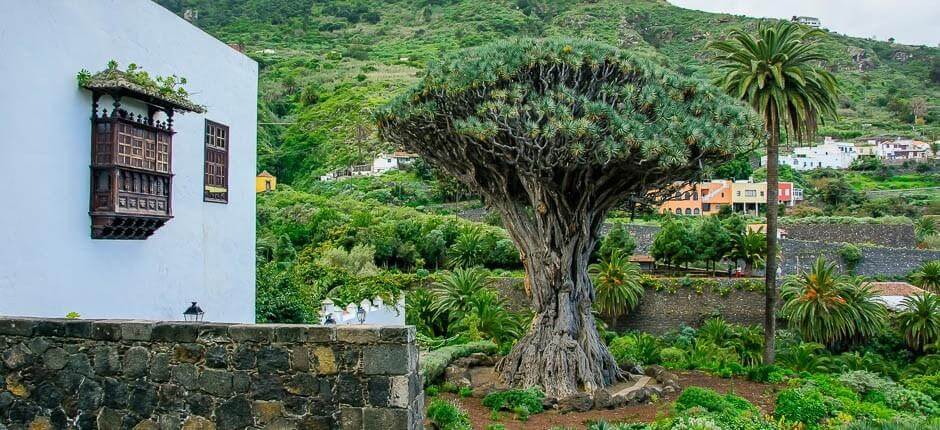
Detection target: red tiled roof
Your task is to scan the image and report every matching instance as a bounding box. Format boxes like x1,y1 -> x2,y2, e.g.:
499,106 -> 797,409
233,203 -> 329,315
868,282 -> 925,296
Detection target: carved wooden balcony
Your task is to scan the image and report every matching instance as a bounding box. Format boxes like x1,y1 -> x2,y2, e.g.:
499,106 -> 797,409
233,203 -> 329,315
82,69 -> 204,239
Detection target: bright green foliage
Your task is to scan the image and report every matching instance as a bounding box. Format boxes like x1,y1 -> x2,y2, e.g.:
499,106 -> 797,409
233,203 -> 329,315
910,260 -> 940,293
379,39 -> 759,179
482,388 -> 545,415
426,398 -> 472,430
711,20 -> 838,144
432,268 -> 489,316
839,244 -> 863,274
651,217 -> 696,269
608,333 -> 662,366
590,251 -> 645,325
902,374 -> 940,403
694,216 -> 732,274
774,386 -> 830,428
421,341 -> 497,386
778,342 -> 832,373
780,257 -> 887,347
598,223 -> 637,259
727,228 -> 767,275
896,292 -> 940,352
915,217 -> 937,242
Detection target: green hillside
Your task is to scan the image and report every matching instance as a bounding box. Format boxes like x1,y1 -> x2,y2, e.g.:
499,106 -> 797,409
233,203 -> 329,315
156,0 -> 940,186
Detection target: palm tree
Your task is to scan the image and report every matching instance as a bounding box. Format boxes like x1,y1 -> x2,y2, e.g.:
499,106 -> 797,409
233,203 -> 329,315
780,257 -> 886,348
915,217 -> 937,243
711,21 -> 839,364
588,251 -> 645,328
431,267 -> 488,317
897,292 -> 940,353
728,229 -> 767,275
911,260 -> 940,293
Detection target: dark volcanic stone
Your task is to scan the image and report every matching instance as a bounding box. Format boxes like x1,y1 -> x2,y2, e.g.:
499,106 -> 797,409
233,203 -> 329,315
251,374 -> 285,400
205,345 -> 228,368
286,373 -> 319,396
34,382 -> 65,409
558,392 -> 593,412
368,377 -> 390,407
93,345 -> 122,376
149,353 -> 171,382
171,363 -> 198,390
123,346 -> 151,378
198,368 -> 233,396
127,381 -> 158,417
298,415 -> 334,430
173,343 -> 205,364
233,344 -> 256,370
158,383 -> 185,410
2,343 -> 31,369
216,395 -> 252,430
103,377 -> 129,409
257,346 -> 291,373
152,323 -> 199,343
336,375 -> 364,407
42,347 -> 68,370
77,378 -> 104,410
188,393 -> 216,417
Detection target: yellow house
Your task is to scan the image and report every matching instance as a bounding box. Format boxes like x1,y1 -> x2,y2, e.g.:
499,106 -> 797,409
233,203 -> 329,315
731,180 -> 766,214
255,171 -> 277,193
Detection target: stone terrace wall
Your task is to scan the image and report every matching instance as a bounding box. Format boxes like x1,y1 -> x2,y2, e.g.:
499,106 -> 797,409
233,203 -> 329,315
781,239 -> 940,277
615,281 -> 769,335
0,318 -> 422,430
781,223 -> 916,248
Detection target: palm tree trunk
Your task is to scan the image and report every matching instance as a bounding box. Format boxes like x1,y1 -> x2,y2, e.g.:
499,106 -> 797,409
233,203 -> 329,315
763,104 -> 780,365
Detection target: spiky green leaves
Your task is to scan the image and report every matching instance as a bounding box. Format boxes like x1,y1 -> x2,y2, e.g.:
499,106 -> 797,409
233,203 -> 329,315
377,37 -> 762,179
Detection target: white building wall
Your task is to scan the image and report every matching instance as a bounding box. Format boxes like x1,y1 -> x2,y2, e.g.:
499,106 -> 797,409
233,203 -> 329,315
762,139 -> 858,170
0,0 -> 258,323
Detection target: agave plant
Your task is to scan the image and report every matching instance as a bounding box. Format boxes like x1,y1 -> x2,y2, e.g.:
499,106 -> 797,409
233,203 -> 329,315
589,251 -> 645,328
915,217 -> 937,243
897,292 -> 940,353
780,257 -> 887,347
910,260 -> 940,293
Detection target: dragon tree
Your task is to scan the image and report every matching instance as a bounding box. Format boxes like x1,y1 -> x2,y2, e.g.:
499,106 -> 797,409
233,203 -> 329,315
377,38 -> 762,398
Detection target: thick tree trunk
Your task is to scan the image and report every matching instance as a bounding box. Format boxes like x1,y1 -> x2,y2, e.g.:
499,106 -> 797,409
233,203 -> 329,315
494,194 -> 623,399
763,105 -> 780,365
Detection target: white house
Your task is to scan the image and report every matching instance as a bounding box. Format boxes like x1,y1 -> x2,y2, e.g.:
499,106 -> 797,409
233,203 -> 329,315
372,151 -> 419,174
321,151 -> 419,181
873,138 -> 931,161
791,16 -> 821,28
762,137 -> 858,170
0,0 -> 258,322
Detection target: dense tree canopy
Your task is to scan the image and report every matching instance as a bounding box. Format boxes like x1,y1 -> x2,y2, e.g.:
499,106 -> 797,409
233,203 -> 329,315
378,38 -> 763,397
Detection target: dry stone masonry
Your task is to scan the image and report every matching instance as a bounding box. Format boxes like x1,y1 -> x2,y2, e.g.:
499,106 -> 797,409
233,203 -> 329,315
0,318 -> 423,430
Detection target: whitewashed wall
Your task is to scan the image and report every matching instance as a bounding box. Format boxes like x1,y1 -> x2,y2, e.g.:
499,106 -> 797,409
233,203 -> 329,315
0,0 -> 258,323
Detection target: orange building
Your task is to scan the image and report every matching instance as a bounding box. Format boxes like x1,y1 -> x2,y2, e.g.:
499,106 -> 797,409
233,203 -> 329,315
658,184 -> 703,216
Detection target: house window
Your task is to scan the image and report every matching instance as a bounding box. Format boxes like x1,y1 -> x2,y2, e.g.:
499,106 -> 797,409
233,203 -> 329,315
685,208 -> 691,215
675,208 -> 681,215
693,208 -> 700,215
265,180 -> 272,191
204,120 -> 229,203
745,190 -> 757,197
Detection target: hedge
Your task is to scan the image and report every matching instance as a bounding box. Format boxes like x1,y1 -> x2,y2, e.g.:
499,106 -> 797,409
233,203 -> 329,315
422,341 -> 497,386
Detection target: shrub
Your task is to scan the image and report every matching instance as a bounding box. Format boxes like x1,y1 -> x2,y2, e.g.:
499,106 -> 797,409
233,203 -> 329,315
660,347 -> 687,368
458,386 -> 473,398
839,244 -> 863,274
608,333 -> 661,365
426,385 -> 440,397
774,386 -> 829,427
426,398 -> 471,430
746,364 -> 790,383
422,341 -> 497,385
839,370 -> 892,395
901,374 -> 940,402
482,388 -> 545,415
670,416 -> 722,430
883,385 -> 939,416
674,387 -> 754,414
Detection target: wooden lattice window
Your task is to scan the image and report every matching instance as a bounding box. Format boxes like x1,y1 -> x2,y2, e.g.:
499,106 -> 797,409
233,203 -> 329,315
204,120 -> 229,203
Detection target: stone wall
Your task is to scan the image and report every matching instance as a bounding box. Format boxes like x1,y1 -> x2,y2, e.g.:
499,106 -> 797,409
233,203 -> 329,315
780,239 -> 940,277
781,223 -> 916,248
615,281 -> 769,335
0,318 -> 423,430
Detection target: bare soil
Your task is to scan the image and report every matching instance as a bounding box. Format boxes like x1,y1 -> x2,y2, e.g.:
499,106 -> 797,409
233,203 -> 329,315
426,370 -> 781,429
